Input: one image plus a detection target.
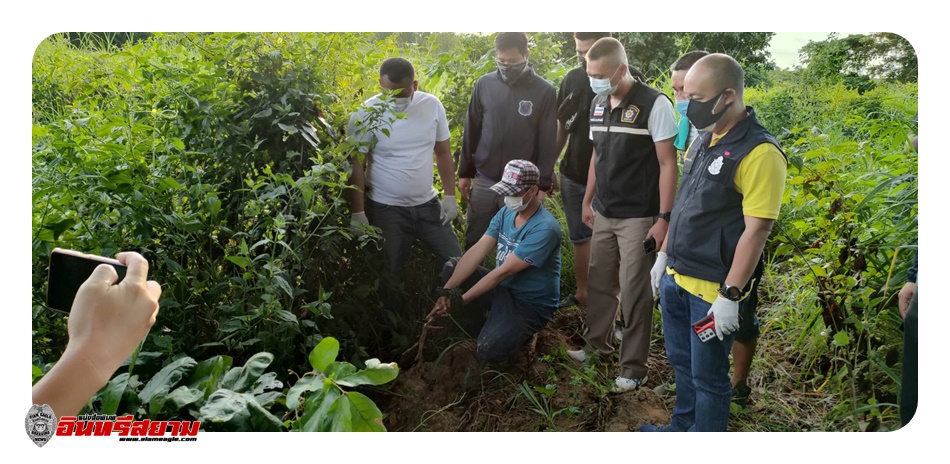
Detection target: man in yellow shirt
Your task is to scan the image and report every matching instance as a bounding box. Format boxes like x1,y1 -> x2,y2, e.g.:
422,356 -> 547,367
640,54 -> 787,432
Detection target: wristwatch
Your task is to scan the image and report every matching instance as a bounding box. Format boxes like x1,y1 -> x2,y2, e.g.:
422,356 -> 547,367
718,284 -> 743,301
658,211 -> 671,221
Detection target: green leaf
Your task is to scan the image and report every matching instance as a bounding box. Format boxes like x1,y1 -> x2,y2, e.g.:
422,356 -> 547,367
324,361 -> 357,380
160,177 -> 184,190
252,108 -> 273,119
346,392 -> 386,432
273,275 -> 294,298
327,395 -> 354,432
170,137 -> 185,150
286,373 -> 325,410
32,365 -> 43,383
167,385 -> 205,410
219,352 -> 274,393
148,388 -> 169,417
278,122 -> 298,133
99,373 -> 130,415
335,361 -> 399,387
198,389 -> 253,431
225,256 -> 251,268
308,337 -> 339,372
833,331 -> 850,347
139,357 -> 197,404
297,388 -> 341,432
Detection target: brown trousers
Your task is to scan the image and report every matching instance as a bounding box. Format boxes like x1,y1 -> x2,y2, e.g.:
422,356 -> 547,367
583,212 -> 656,379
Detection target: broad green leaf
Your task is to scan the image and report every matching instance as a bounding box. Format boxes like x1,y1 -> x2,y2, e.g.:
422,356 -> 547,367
346,392 -> 386,432
32,365 -> 43,383
170,137 -> 185,150
308,337 -> 339,372
252,108 -> 273,119
833,331 -> 850,347
335,362 -> 399,387
297,388 -> 341,432
225,256 -> 251,268
99,373 -> 130,415
219,352 -> 274,393
273,275 -> 294,298
198,389 -> 252,430
246,395 -> 285,431
324,361 -> 357,380
167,385 -> 205,410
327,395 -> 354,432
278,122 -> 298,133
139,357 -> 196,404
286,373 -> 325,410
251,371 -> 283,395
160,177 -> 184,190
148,388 -> 169,417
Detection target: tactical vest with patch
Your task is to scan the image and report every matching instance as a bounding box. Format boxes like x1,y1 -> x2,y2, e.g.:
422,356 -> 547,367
666,107 -> 786,284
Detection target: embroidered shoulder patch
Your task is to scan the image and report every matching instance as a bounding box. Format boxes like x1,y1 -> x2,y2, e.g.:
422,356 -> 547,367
620,105 -> 640,124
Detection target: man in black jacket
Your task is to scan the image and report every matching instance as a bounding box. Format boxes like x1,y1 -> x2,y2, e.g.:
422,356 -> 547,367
555,32 -> 645,313
458,32 -> 558,250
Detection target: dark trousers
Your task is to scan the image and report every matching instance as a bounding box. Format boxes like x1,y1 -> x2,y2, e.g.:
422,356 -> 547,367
366,196 -> 462,320
439,258 -> 553,362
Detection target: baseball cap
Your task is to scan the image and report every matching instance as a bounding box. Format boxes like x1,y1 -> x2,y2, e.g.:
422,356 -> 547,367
490,160 -> 540,196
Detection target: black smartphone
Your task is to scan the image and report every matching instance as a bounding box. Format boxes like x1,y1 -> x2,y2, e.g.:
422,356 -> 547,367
46,248 -> 127,314
642,236 -> 657,254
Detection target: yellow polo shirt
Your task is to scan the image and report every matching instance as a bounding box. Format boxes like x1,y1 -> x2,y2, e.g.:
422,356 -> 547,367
668,131 -> 787,303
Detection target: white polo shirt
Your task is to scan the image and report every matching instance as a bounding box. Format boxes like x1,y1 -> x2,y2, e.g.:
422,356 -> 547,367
347,91 -> 450,207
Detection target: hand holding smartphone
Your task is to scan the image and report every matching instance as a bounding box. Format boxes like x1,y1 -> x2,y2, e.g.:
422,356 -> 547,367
642,236 -> 657,254
46,248 -> 128,313
693,314 -> 716,343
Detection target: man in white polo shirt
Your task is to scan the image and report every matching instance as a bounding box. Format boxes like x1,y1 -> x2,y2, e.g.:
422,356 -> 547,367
347,58 -> 463,309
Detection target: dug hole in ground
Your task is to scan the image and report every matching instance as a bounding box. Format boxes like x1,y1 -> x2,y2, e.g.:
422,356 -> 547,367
375,306 -> 673,432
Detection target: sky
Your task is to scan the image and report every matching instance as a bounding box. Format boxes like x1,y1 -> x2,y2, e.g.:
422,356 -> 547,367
768,32 -> 869,69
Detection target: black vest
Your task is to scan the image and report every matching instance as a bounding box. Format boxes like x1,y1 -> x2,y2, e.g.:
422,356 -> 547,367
666,107 -> 786,284
589,80 -> 667,218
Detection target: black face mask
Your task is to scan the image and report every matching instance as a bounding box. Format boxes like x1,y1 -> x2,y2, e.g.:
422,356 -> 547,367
498,60 -> 528,83
686,88 -> 732,132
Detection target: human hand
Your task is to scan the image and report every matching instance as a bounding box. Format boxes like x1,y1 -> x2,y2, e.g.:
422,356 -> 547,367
582,202 -> 595,229
707,296 -> 739,340
426,296 -> 452,322
65,252 -> 162,384
350,211 -> 370,236
647,220 -> 669,251
650,252 -> 668,299
440,195 -> 459,226
458,178 -> 473,202
899,282 -> 917,319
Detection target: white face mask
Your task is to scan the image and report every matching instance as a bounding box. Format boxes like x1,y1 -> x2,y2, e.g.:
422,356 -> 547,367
393,96 -> 411,113
504,190 -> 533,212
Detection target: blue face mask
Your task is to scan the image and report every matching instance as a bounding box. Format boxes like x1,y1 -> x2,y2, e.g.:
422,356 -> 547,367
589,65 -> 622,97
675,99 -> 689,117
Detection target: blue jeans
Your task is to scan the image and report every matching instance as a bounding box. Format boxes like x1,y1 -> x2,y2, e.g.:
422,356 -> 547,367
660,272 -> 735,432
440,259 -> 554,362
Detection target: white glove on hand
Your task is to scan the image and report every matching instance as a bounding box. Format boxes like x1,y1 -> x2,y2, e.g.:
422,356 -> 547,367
650,252 -> 667,298
707,295 -> 740,340
350,211 -> 370,235
440,195 -> 458,226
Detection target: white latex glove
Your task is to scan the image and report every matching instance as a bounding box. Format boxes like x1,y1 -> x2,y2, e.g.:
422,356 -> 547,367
350,211 -> 370,235
440,195 -> 458,226
707,295 -> 740,340
650,252 -> 667,298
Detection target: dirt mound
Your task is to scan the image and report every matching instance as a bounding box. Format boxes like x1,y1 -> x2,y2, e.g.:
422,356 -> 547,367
377,308 -> 673,432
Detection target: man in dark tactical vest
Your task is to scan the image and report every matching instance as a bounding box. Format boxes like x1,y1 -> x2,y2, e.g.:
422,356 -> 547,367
565,37 -> 679,394
640,54 -> 788,432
